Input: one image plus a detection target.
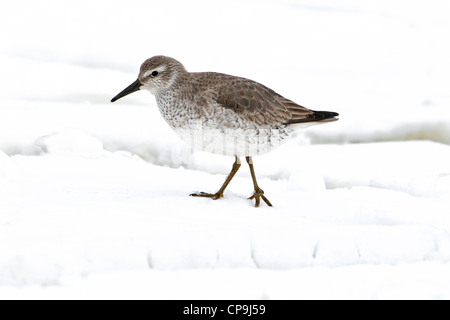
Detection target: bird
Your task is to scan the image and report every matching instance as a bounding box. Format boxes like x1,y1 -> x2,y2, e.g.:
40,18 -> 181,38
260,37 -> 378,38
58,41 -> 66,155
111,56 -> 338,207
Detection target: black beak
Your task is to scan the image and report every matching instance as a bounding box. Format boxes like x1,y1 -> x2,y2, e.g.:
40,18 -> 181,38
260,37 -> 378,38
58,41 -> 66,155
111,79 -> 142,102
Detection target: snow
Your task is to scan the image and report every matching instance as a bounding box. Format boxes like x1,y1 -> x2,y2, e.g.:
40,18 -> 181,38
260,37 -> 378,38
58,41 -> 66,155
1,0 -> 450,299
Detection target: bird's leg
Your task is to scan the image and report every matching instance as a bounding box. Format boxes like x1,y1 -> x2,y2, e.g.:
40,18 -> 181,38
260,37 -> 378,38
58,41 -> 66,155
246,156 -> 273,207
190,156 -> 241,200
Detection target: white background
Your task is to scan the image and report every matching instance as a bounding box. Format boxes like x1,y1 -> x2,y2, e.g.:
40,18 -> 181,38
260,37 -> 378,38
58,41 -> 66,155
1,0 -> 450,299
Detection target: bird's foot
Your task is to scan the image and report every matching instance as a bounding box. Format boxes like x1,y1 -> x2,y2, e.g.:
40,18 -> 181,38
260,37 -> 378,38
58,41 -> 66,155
249,188 -> 273,207
190,191 -> 223,200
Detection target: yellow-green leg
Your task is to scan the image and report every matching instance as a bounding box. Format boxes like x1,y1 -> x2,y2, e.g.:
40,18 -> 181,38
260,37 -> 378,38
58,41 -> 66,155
190,156 -> 241,200
246,156 -> 272,207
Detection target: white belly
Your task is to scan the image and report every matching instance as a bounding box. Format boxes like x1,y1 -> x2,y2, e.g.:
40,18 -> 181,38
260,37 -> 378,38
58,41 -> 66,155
174,125 -> 290,156
157,98 -> 292,156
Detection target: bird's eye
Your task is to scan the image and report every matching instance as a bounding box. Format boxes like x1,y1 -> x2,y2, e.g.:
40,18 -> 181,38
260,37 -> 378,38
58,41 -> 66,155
151,71 -> 159,77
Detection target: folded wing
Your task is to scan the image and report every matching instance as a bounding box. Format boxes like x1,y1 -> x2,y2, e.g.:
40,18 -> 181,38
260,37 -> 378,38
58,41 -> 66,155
214,76 -> 338,127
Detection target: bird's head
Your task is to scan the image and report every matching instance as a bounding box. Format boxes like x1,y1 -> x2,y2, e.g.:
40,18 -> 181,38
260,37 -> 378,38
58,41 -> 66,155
111,56 -> 187,102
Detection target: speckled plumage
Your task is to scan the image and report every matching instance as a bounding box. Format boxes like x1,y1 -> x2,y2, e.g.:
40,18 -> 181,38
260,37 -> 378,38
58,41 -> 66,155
119,56 -> 338,156
111,56 -> 339,207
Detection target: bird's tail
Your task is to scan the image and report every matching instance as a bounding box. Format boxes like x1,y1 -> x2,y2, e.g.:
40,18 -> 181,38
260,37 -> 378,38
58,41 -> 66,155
287,110 -> 339,125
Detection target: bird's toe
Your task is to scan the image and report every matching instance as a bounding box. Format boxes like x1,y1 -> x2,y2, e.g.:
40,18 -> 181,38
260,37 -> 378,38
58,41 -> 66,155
190,192 -> 224,200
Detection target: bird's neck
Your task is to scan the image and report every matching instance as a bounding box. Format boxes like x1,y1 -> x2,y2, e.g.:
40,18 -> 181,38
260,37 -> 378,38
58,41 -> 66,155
154,72 -> 189,98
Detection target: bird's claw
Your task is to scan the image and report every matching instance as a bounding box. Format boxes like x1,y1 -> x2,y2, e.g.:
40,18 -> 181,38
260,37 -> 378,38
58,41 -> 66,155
249,188 -> 272,207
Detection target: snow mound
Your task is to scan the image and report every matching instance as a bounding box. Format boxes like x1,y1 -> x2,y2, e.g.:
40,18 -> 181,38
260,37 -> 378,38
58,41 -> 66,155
0,148 -> 449,288
35,130 -> 105,158
287,171 -> 326,192
0,149 -> 20,189
0,150 -> 12,179
0,254 -> 62,287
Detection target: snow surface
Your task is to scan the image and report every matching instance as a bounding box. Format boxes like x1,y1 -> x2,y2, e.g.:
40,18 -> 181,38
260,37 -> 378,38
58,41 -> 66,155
1,0 -> 450,299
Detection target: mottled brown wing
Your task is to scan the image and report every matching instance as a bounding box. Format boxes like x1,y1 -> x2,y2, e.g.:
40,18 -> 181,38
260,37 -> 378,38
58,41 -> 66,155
214,76 -> 321,126
213,77 -> 290,126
